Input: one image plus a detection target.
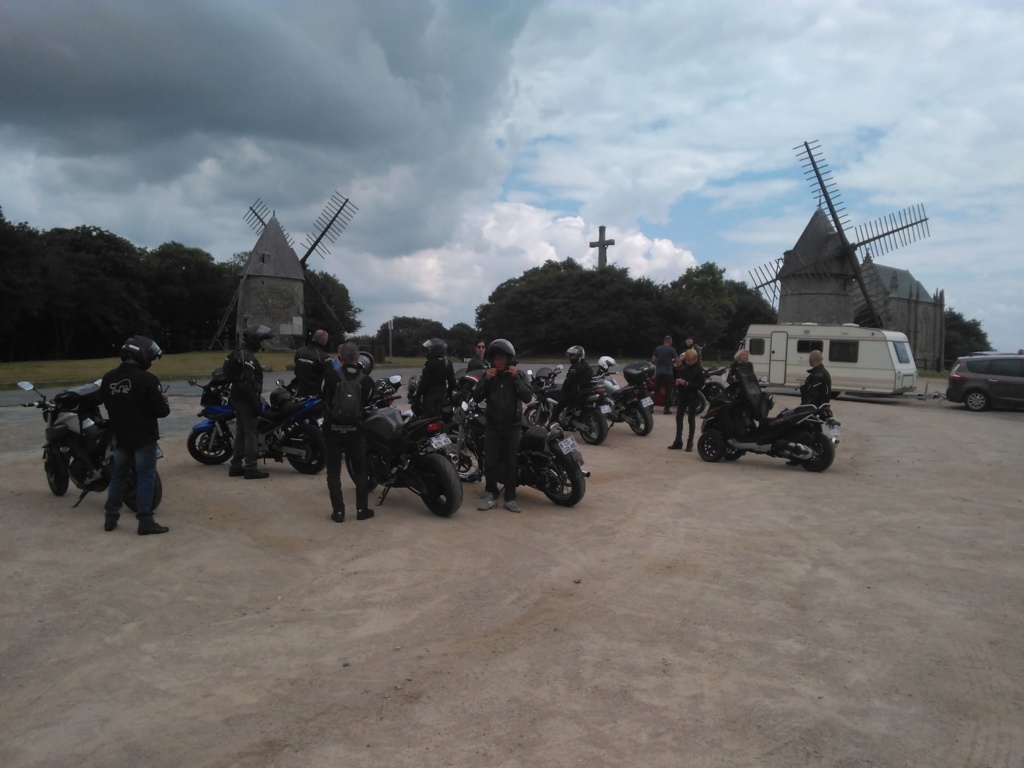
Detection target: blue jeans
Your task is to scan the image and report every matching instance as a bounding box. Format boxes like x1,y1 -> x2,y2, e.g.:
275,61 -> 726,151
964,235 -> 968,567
104,442 -> 159,522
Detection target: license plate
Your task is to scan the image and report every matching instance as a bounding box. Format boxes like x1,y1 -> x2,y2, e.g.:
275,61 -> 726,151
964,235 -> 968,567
557,436 -> 579,455
429,433 -> 452,449
599,404 -> 612,414
640,397 -> 653,408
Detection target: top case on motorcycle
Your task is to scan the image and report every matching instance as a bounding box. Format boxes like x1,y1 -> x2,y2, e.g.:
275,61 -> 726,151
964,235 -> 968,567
54,383 -> 103,412
734,364 -> 770,422
623,361 -> 655,385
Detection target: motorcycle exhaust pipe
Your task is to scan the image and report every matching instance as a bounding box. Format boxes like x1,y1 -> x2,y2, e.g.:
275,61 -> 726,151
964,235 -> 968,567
778,441 -> 814,460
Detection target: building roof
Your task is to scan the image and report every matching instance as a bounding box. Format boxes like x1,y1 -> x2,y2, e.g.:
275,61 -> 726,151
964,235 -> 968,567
866,262 -> 937,303
242,217 -> 305,281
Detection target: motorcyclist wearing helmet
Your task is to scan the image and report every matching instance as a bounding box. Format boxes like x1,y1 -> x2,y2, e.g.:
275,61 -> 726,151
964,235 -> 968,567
669,348 -> 707,452
471,338 -> 533,513
549,345 -> 594,425
415,337 -> 457,418
293,329 -> 330,398
223,323 -> 275,479
100,335 -> 170,535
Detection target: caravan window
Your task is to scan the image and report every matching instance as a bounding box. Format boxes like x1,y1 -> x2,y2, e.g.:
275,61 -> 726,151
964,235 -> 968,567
748,338 -> 765,355
796,339 -> 823,354
829,341 -> 859,363
892,341 -> 911,364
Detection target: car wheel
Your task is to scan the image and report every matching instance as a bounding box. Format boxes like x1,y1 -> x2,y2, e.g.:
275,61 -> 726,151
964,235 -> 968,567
963,389 -> 990,412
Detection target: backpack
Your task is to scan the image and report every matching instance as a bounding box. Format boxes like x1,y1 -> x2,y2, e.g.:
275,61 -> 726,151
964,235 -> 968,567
330,372 -> 365,427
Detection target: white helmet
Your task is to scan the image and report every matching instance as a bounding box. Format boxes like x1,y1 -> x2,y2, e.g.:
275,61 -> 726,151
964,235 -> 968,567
597,355 -> 616,375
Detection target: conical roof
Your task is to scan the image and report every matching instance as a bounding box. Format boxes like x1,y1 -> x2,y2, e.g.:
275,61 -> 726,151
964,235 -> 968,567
242,216 -> 304,280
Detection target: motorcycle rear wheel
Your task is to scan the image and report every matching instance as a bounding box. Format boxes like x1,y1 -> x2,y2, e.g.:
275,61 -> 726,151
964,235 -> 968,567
800,432 -> 835,473
45,446 -> 69,496
541,454 -> 586,507
577,409 -> 609,446
124,470 -> 163,513
524,402 -> 545,427
285,423 -> 326,474
624,404 -> 654,436
697,431 -> 726,462
187,429 -> 233,465
417,452 -> 463,517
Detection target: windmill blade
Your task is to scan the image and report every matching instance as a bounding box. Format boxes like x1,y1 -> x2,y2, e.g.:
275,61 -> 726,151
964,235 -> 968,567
748,258 -> 783,308
300,192 -> 359,266
795,140 -> 851,242
244,199 -> 293,246
851,204 -> 930,259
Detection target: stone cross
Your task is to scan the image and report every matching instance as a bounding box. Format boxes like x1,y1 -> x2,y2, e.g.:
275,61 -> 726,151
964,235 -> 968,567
589,225 -> 615,268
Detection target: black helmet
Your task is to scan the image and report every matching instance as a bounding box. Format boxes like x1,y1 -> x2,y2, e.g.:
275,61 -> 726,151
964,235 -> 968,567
120,335 -> 162,370
423,338 -> 447,358
567,345 -> 585,363
243,324 -> 275,351
486,338 -> 517,363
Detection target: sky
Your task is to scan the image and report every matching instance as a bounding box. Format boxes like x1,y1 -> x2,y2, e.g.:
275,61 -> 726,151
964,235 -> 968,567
1,0 -> 1022,352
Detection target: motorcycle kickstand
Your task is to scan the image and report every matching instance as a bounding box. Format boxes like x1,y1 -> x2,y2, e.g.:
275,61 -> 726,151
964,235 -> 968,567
72,487 -> 91,508
376,486 -> 391,506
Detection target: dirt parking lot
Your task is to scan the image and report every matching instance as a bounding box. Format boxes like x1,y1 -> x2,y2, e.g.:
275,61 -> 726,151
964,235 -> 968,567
1,391 -> 1022,768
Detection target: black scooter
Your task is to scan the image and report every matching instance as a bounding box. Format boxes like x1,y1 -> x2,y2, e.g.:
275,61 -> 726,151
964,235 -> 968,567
697,365 -> 840,472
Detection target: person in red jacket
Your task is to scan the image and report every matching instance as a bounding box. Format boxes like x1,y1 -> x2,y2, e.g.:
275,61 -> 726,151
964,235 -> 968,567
100,336 -> 170,535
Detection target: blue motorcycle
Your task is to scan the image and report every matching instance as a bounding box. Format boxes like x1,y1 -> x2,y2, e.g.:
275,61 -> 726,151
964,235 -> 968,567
186,371 -> 326,474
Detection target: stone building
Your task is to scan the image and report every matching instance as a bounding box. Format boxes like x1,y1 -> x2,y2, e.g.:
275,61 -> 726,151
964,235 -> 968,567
235,216 -> 305,350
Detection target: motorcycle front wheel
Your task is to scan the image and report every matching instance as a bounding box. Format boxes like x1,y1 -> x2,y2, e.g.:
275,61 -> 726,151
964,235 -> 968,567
801,431 -> 835,473
417,452 -> 463,517
45,445 -> 69,496
624,404 -> 654,436
187,428 -> 233,465
576,408 -> 608,446
285,423 -> 326,474
124,470 -> 163,513
697,430 -> 725,462
541,454 -> 586,507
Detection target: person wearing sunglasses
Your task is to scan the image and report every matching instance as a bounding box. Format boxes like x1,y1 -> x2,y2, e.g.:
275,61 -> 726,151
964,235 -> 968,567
466,340 -> 487,372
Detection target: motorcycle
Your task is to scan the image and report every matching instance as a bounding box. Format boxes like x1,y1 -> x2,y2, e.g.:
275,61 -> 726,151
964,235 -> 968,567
523,366 -> 609,446
444,371 -> 589,506
185,370 -> 326,474
345,374 -> 464,517
701,365 -> 729,400
696,365 -> 841,472
18,380 -> 163,510
592,358 -> 655,436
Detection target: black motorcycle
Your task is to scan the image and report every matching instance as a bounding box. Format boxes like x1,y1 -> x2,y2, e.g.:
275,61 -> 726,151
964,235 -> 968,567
346,375 -> 463,517
696,366 -> 840,472
523,366 -> 609,446
443,371 -> 589,506
186,371 -> 326,474
592,359 -> 655,436
18,380 -> 163,509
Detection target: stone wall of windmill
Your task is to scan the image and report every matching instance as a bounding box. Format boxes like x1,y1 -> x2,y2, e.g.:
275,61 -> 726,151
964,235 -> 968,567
234,217 -> 307,350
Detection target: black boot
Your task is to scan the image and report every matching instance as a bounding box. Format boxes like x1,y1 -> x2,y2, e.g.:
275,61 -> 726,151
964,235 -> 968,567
685,437 -> 694,452
668,438 -> 683,450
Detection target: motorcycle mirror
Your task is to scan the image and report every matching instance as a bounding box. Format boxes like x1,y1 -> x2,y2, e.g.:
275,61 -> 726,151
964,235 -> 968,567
461,401 -> 470,412
527,369 -> 534,377
555,364 -> 564,373
188,377 -> 197,386
389,374 -> 403,386
276,378 -> 285,387
17,381 -> 33,391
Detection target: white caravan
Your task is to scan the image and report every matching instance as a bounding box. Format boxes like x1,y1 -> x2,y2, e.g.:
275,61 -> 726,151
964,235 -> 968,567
742,323 -> 918,396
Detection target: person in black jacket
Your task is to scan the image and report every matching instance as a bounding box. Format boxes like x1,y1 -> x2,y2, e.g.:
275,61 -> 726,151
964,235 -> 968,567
416,338 -> 457,417
800,350 -> 833,406
101,336 -> 170,535
549,345 -> 594,425
293,329 -> 330,398
466,340 -> 487,372
224,324 -> 275,479
472,338 -> 532,513
668,349 -> 707,452
322,342 -> 375,522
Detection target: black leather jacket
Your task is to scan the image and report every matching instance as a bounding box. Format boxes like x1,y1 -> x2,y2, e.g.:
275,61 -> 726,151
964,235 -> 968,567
101,360 -> 170,449
472,369 -> 532,429
293,342 -> 330,398
800,365 -> 833,406
223,343 -> 263,409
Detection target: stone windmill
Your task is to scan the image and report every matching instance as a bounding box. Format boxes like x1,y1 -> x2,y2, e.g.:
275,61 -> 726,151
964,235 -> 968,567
750,140 -> 931,328
210,193 -> 357,350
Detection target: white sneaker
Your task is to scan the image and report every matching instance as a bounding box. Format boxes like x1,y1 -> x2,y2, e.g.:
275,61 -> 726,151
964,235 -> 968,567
478,493 -> 497,510
503,500 -> 521,513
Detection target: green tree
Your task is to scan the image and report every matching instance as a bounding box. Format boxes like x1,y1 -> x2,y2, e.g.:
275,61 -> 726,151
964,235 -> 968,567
0,209 -> 45,361
376,316 -> 447,357
303,268 -> 362,345
944,308 -> 990,361
719,279 -> 777,353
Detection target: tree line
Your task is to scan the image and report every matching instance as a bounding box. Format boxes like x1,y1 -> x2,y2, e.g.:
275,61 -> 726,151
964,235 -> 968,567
2,206 -> 990,364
